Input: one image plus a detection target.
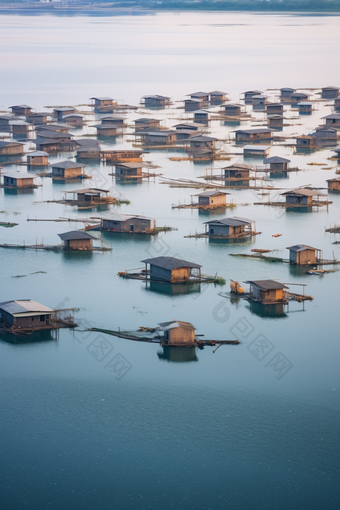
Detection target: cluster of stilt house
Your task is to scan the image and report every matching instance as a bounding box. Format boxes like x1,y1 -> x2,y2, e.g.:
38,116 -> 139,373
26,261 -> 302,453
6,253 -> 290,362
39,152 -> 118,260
1,85 -> 340,338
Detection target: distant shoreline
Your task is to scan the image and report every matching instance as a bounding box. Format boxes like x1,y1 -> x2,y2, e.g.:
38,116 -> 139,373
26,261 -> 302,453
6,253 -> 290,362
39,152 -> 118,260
0,5 -> 340,17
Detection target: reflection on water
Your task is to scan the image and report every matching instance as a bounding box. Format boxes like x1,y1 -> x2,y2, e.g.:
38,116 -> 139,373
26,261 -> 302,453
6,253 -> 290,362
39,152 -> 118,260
157,346 -> 198,363
208,236 -> 254,246
4,187 -> 35,196
270,171 -> 289,179
198,207 -> 228,217
0,329 -> 58,345
145,281 -> 201,296
248,301 -> 288,318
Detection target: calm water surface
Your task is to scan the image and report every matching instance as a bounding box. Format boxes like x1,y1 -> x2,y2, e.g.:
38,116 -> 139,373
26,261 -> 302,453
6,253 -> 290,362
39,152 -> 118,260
0,11 -> 340,510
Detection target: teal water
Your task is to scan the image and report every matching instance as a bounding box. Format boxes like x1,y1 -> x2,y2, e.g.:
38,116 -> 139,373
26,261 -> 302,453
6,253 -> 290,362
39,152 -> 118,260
0,12 -> 340,510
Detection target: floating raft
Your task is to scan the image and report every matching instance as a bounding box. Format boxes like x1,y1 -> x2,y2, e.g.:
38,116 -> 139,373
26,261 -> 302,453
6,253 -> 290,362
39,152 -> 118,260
184,231 -> 260,239
0,243 -> 112,252
89,327 -> 240,347
0,221 -> 18,228
118,270 -> 225,285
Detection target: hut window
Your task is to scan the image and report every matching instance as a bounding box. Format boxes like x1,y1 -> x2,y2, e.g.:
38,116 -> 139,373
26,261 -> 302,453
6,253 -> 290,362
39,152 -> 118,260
40,315 -> 45,322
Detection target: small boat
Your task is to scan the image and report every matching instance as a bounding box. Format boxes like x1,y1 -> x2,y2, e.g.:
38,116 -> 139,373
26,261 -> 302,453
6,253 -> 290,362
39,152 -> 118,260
272,233 -> 282,237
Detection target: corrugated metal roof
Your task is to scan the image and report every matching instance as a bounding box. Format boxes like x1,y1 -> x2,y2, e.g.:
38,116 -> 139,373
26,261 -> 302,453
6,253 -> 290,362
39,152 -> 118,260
141,256 -> 202,270
51,161 -> 86,169
204,217 -> 252,227
287,244 -> 319,252
58,230 -> 95,241
0,300 -> 53,315
245,280 -> 289,290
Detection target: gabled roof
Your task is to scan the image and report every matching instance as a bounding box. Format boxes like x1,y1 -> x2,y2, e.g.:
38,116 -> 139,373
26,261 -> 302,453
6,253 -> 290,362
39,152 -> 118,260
326,177 -> 340,182
65,187 -> 109,194
27,151 -> 49,157
225,103 -> 242,108
281,188 -> 326,197
58,230 -> 95,241
263,156 -> 290,164
141,256 -> 202,270
209,90 -> 227,96
36,131 -> 72,139
321,86 -> 339,91
243,145 -> 270,151
142,95 -> 170,100
322,114 -> 340,120
188,91 -> 209,97
10,104 -> 32,109
51,160 -> 86,169
103,213 -> 153,222
190,135 -> 217,142
235,128 -> 272,134
291,92 -> 309,98
224,162 -> 252,170
75,138 -> 101,148
287,244 -> 319,252
63,114 -> 84,119
135,118 -> 160,124
245,280 -> 289,290
194,110 -> 209,115
194,189 -> 229,197
204,217 -> 253,227
297,102 -> 312,106
90,96 -> 113,101
0,141 -> 23,148
280,88 -> 295,92
173,123 -> 201,130
0,300 -> 53,316
243,90 -> 262,95
158,320 -> 195,330
3,171 -> 35,179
